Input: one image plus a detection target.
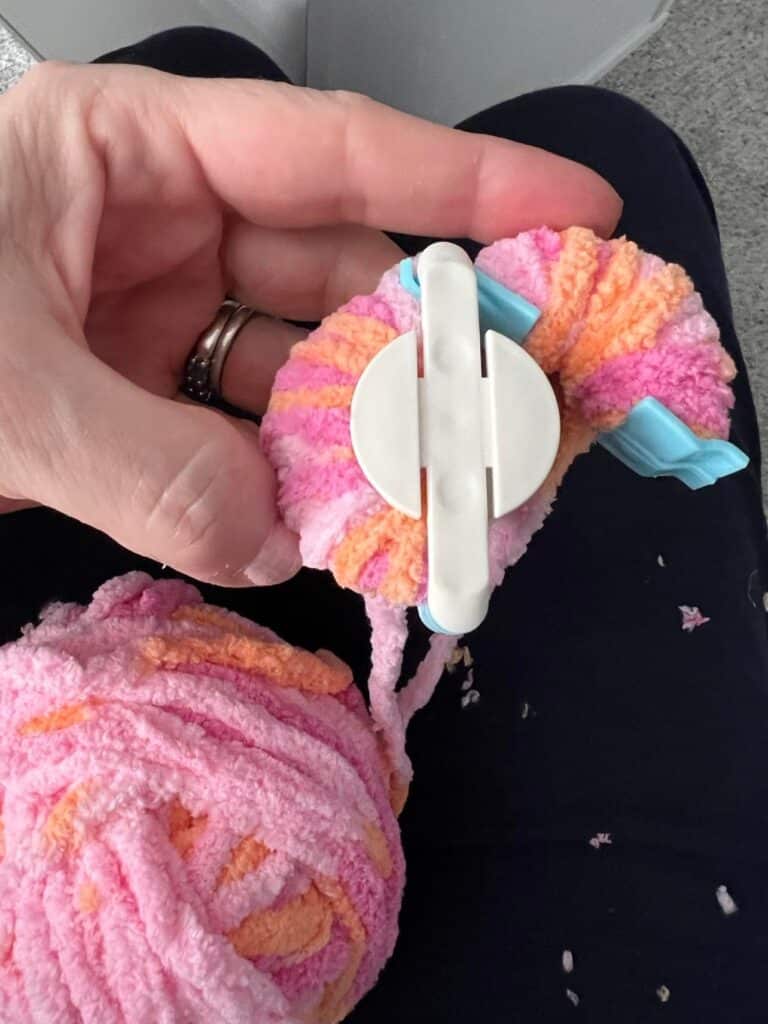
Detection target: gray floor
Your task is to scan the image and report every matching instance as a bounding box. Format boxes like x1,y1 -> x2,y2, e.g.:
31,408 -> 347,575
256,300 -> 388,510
602,0 -> 767,483
0,1 -> 765,479
0,21 -> 32,89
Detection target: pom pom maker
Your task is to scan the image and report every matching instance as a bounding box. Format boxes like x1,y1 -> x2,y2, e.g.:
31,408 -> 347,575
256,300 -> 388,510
351,242 -> 561,636
351,242 -> 749,637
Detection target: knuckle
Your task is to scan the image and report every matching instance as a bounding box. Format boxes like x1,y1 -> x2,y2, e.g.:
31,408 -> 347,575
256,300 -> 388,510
323,90 -> 372,225
145,436 -> 234,566
328,88 -> 371,113
141,421 -> 261,578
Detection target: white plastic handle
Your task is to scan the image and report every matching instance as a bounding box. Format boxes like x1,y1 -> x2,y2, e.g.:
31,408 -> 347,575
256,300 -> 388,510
350,242 -> 560,634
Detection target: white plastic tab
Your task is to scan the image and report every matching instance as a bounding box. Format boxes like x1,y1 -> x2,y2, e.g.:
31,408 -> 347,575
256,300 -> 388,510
350,331 -> 421,517
350,242 -> 560,635
418,244 -> 489,634
484,330 -> 561,516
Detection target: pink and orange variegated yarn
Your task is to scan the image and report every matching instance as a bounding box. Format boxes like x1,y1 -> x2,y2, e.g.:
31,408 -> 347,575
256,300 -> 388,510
261,227 -> 737,786
0,573 -> 403,1024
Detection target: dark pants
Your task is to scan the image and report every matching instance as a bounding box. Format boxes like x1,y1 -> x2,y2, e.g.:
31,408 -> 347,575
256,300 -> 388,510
6,26 -> 766,1023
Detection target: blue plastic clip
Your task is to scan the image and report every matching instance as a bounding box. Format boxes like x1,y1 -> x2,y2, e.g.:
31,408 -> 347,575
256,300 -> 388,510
598,397 -> 749,488
399,258 -> 540,342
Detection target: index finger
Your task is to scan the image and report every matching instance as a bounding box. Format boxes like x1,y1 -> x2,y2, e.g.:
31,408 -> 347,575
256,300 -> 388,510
169,75 -> 622,240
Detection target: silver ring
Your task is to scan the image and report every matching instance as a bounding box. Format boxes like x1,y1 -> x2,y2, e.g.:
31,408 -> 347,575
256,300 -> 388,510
183,300 -> 255,403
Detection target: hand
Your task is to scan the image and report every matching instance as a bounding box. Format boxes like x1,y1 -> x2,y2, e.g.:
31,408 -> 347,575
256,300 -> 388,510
0,61 -> 621,587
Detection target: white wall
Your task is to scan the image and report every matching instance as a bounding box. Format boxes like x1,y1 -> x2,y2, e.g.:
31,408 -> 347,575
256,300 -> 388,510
307,0 -> 671,124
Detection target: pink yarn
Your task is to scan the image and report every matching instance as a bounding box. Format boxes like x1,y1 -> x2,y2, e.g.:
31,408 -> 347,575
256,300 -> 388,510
359,267 -> 420,333
266,408 -> 353,451
273,361 -> 356,392
337,293 -> 400,329
573,337 -> 734,436
278,455 -> 368,507
474,226 -> 562,308
0,573 -> 407,1023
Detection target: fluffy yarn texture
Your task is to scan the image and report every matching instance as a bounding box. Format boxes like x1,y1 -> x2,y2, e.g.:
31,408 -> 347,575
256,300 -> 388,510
0,573 -> 405,1024
261,226 -> 737,783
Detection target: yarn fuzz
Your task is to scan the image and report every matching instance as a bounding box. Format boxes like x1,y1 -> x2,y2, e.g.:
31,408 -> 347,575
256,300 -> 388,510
0,573 -> 403,1024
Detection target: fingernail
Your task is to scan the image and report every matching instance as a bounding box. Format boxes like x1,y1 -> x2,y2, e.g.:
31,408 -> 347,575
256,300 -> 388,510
245,520 -> 302,585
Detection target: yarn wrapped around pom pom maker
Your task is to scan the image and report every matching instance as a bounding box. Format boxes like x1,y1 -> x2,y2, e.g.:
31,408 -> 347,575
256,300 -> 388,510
352,241 -> 749,636
262,225 -> 750,794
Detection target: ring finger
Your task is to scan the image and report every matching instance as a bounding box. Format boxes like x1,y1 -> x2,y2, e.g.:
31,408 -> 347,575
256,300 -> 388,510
218,313 -> 308,414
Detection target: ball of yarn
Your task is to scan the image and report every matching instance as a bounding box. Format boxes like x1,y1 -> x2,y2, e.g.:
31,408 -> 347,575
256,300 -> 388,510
0,573 -> 403,1024
262,226 -> 736,611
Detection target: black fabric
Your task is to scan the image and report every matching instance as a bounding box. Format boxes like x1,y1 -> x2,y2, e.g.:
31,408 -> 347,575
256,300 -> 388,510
5,26 -> 766,1023
92,25 -> 290,82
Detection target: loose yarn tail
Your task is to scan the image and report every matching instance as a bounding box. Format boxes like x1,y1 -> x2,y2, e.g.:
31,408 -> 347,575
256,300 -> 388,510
365,596 -> 457,813
398,632 -> 458,727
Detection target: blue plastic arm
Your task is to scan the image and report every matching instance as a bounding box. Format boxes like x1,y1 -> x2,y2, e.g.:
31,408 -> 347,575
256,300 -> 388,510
598,397 -> 749,489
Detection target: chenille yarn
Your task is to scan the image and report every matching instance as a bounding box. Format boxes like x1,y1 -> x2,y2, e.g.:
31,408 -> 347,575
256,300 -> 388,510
261,226 -> 737,786
0,573 -> 403,1023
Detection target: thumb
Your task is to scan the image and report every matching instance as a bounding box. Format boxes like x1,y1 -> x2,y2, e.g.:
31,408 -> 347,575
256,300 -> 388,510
3,336 -> 300,587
